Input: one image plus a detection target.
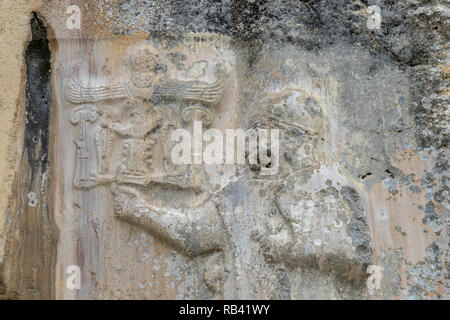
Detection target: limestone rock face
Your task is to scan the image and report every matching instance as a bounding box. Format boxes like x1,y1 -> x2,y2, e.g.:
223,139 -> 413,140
0,0 -> 448,299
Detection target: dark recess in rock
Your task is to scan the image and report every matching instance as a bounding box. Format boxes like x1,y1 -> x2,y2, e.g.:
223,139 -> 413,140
1,11 -> 56,300
24,12 -> 51,186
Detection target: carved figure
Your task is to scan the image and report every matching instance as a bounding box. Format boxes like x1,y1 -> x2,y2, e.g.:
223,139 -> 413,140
65,46 -> 228,298
251,89 -> 373,287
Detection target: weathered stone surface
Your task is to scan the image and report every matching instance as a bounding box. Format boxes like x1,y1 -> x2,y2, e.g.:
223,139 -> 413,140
0,0 -> 448,300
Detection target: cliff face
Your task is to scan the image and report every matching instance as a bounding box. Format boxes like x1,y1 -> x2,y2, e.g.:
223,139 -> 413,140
0,0 -> 448,299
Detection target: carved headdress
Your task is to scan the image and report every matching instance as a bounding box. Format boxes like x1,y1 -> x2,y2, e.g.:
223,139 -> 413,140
252,89 -> 326,172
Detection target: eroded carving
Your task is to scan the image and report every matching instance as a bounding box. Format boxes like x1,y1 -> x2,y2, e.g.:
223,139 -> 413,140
66,46 -> 225,190
64,43 -> 231,298
71,105 -> 98,188
251,89 -> 373,285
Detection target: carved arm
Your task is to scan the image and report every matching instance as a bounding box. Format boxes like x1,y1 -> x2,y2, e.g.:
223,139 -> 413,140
111,187 -> 224,257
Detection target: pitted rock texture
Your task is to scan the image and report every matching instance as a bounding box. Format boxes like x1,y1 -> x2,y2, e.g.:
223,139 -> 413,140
0,0 -> 448,300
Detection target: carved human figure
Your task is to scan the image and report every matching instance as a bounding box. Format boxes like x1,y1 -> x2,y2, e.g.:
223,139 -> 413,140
251,89 -> 373,293
65,46 -> 229,298
109,108 -> 161,185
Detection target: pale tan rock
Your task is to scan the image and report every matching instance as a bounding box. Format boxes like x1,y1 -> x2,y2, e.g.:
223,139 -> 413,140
0,0 -> 447,300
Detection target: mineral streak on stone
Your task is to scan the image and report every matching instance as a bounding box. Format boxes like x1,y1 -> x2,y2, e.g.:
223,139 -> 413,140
0,0 -> 448,300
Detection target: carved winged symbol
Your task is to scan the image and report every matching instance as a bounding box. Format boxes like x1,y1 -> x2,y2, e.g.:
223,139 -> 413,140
65,80 -> 133,103
150,78 -> 224,106
65,77 -> 224,107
